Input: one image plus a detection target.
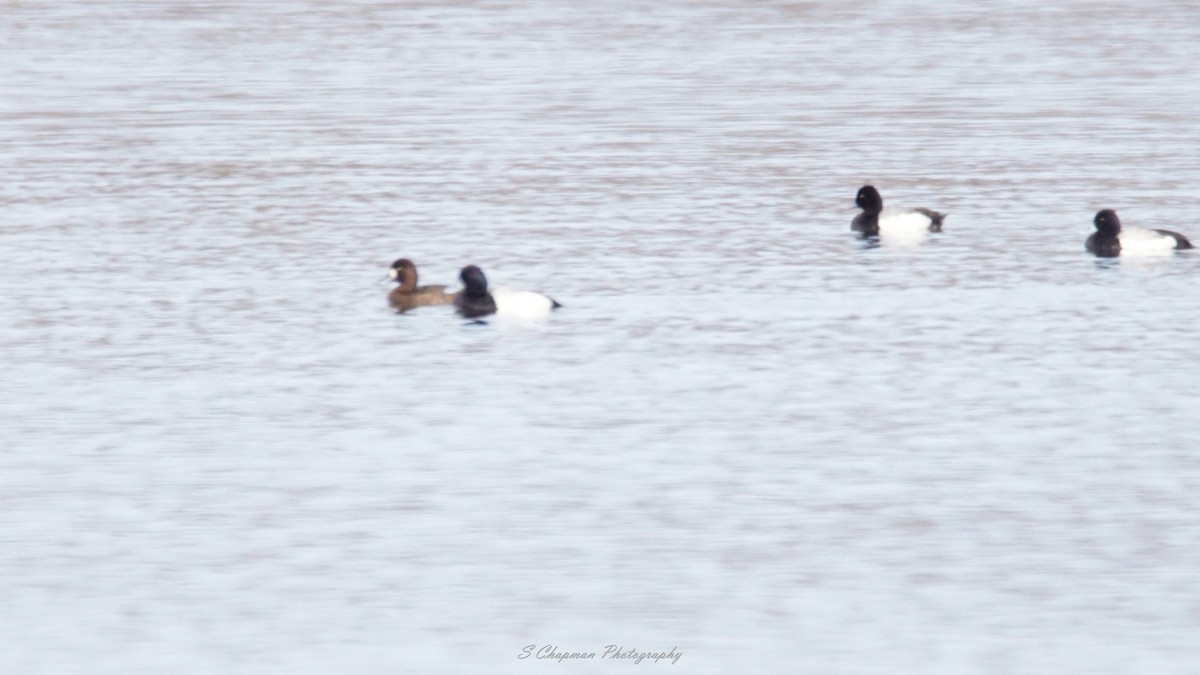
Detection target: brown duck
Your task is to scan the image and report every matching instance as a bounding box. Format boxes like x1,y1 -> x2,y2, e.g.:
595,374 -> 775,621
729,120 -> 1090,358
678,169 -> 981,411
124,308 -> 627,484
386,258 -> 456,312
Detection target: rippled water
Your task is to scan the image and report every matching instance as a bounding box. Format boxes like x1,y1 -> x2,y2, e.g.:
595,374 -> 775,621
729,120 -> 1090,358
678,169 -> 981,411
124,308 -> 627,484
4,1 -> 1200,673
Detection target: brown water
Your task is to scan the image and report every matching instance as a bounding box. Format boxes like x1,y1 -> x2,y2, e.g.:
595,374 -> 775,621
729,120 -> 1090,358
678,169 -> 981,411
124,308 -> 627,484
4,2 -> 1200,673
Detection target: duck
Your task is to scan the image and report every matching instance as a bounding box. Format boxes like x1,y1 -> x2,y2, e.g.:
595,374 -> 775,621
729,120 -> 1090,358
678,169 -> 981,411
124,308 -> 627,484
1086,209 -> 1194,257
852,185 -> 946,236
386,258 -> 456,312
455,265 -> 561,319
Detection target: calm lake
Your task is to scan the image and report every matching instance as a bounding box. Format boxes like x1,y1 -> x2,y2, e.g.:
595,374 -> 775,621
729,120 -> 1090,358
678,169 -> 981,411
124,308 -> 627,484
3,1 -> 1200,673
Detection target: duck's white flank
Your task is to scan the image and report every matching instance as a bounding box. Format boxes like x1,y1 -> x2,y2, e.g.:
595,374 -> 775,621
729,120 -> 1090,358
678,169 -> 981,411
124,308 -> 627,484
877,208 -> 934,234
1118,228 -> 1179,254
491,288 -> 557,318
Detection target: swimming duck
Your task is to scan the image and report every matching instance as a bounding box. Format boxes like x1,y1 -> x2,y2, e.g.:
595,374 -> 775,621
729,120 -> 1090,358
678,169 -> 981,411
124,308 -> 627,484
455,265 -> 561,319
386,258 -> 455,312
1086,209 -> 1194,257
852,185 -> 946,236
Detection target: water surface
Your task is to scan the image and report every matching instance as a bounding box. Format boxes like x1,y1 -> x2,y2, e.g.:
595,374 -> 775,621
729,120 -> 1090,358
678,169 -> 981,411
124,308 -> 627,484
3,1 -> 1200,673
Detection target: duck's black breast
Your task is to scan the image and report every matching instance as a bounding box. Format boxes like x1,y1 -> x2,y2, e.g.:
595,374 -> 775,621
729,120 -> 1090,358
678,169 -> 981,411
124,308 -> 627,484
852,211 -> 879,236
456,293 -> 497,319
1086,232 -> 1121,257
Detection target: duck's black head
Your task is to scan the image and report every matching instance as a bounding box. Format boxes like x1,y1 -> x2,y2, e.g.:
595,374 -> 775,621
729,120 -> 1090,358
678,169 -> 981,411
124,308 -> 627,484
459,265 -> 489,297
1093,209 -> 1122,236
855,185 -> 883,213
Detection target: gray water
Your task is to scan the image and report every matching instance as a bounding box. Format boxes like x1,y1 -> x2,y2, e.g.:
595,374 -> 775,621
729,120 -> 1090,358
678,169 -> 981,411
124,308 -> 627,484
4,1 -> 1200,673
